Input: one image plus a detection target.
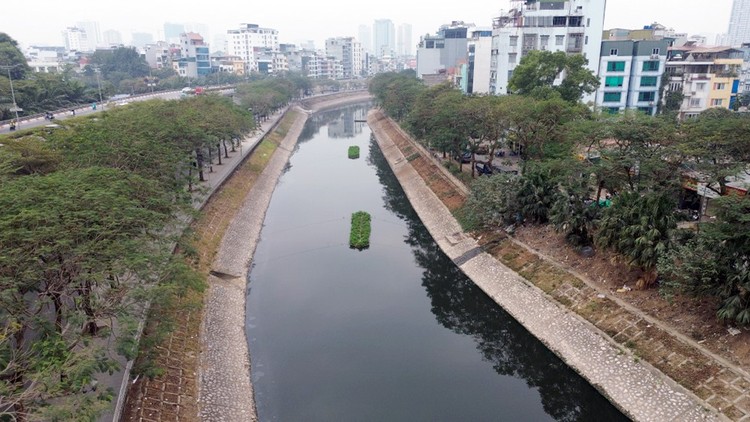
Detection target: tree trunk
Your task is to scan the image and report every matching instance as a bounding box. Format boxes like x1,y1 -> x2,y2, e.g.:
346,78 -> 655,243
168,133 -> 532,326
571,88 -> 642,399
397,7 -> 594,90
216,143 -> 222,165
81,280 -> 98,335
195,149 -> 205,182
596,180 -> 605,205
223,139 -> 229,158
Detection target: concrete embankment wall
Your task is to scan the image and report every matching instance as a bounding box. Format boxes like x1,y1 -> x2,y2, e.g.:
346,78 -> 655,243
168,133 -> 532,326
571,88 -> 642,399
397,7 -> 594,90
367,109 -> 720,422
197,92 -> 372,421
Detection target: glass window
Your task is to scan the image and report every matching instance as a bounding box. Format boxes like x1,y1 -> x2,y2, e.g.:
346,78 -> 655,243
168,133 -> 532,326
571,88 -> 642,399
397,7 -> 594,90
642,61 -> 659,71
690,98 -> 701,107
711,98 -> 724,106
652,48 -> 660,55
509,36 -> 518,47
713,83 -> 726,90
638,91 -> 656,102
640,76 -> 658,87
603,92 -> 622,102
556,35 -> 564,46
605,76 -> 624,87
609,49 -> 618,55
696,82 -> 706,91
607,61 -> 626,72
509,53 -> 517,64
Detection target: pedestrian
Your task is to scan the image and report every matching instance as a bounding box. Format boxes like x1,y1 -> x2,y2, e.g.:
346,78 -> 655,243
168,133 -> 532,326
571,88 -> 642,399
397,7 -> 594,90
71,108 -> 76,116
9,119 -> 16,131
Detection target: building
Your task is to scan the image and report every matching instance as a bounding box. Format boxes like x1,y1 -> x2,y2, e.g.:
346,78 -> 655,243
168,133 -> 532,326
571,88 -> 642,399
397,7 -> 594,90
595,39 -> 672,115
374,19 -> 395,57
466,28 -> 494,94
62,27 -> 88,52
143,41 -> 172,69
325,37 -> 364,78
489,0 -> 606,102
25,46 -> 65,73
76,21 -> 101,50
103,29 -> 123,47
416,21 -> 474,86
164,22 -> 186,44
226,23 -> 279,73
175,32 -> 211,78
358,24 -> 372,55
211,55 -> 246,75
397,23 -> 413,56
131,32 -> 155,49
664,46 -> 743,118
728,0 -> 750,47
603,22 -> 687,46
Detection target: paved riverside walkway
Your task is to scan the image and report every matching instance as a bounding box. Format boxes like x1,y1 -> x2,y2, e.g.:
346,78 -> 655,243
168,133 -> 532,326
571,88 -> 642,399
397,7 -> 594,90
196,93 -> 373,421
367,109 -> 723,422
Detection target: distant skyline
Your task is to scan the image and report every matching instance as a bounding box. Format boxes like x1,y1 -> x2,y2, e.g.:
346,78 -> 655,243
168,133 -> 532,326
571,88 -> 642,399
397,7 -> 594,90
0,0 -> 734,50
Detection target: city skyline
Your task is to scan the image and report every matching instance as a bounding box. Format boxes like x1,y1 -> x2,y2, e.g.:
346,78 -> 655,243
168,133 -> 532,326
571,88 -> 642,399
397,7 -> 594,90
0,0 -> 735,50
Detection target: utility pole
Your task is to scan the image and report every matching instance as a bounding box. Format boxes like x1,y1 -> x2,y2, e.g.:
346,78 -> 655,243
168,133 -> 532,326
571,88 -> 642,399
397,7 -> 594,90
1,64 -> 21,122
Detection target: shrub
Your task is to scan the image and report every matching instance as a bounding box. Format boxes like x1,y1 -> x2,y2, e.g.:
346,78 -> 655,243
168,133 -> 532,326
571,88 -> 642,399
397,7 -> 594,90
350,211 -> 371,249
348,145 -> 360,159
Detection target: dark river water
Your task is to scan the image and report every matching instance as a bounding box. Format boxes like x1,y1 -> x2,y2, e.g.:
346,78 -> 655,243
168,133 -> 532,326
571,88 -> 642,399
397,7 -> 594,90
245,103 -> 628,422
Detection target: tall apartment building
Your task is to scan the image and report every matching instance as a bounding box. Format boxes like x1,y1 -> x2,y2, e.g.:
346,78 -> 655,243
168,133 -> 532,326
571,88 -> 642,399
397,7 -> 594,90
358,24 -> 373,55
664,46 -> 743,119
397,23 -> 413,56
325,37 -> 363,78
176,32 -> 211,78
76,21 -> 101,50
416,21 -> 475,86
595,39 -> 672,115
728,0 -> 750,47
62,27 -> 88,52
103,29 -> 123,47
374,19 -> 395,57
226,23 -> 279,73
466,29 -> 494,94
489,0 -> 606,102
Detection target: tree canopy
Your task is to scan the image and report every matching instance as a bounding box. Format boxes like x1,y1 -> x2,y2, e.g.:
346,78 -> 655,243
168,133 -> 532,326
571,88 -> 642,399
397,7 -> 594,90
508,50 -> 600,103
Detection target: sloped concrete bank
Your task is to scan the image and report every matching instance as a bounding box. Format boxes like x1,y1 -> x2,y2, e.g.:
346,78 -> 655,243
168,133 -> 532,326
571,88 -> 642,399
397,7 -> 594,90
197,92 -> 372,421
367,109 -> 721,422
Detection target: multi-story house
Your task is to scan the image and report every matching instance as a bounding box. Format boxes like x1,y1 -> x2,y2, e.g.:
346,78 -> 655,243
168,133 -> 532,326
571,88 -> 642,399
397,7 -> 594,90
466,28 -> 494,94
595,38 -> 672,115
226,23 -> 279,73
416,21 -> 475,86
664,46 -> 743,118
325,37 -> 364,79
174,32 -> 211,78
489,0 -> 606,102
143,41 -> 171,69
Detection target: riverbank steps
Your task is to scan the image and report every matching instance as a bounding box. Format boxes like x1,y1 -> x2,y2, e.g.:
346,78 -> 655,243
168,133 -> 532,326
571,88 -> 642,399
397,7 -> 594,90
367,108 -> 721,422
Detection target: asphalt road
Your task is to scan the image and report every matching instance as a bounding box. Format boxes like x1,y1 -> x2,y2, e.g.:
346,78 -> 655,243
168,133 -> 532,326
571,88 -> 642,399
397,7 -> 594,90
0,90 -> 184,135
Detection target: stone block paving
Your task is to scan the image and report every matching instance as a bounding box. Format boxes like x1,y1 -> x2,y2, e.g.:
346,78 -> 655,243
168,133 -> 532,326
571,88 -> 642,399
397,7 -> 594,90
368,109 -> 750,421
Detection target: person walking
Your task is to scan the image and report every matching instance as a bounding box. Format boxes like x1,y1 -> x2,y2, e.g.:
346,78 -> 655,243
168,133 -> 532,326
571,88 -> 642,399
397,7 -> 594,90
9,119 -> 16,131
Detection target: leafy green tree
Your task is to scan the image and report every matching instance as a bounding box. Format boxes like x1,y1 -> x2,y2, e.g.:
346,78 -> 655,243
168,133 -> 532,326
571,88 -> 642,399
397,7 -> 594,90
90,47 -> 150,80
596,191 -> 678,288
463,94 -> 510,173
0,33 -> 30,79
461,174 -> 524,230
508,50 -> 600,103
549,175 -> 601,246
516,168 -> 559,224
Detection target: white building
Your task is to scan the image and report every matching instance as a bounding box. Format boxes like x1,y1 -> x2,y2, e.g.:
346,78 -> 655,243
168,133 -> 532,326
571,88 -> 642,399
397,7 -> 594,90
358,24 -> 372,55
374,19 -> 395,57
62,27 -> 88,52
143,41 -> 171,69
25,46 -> 65,73
397,23 -> 413,56
489,0 -> 606,103
416,21 -> 475,86
728,0 -> 750,47
76,21 -> 101,50
325,37 -> 364,78
468,29 -> 493,94
226,23 -> 279,73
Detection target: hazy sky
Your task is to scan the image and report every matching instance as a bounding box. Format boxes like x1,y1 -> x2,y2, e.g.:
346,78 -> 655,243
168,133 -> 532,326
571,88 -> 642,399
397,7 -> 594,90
0,0 -> 734,50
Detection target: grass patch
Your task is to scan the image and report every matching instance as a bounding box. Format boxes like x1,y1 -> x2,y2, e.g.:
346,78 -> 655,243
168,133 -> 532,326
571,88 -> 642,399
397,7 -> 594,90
350,211 -> 371,249
348,145 -> 360,159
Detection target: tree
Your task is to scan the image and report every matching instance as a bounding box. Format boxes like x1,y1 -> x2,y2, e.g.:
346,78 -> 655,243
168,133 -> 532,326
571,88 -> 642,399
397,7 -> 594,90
90,47 -> 150,80
461,174 -> 524,230
508,50 -> 600,103
0,33 -> 30,79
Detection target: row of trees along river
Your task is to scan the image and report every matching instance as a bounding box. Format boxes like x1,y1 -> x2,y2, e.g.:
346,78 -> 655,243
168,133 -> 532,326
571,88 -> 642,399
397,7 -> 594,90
0,73 -> 309,420
369,62 -> 750,328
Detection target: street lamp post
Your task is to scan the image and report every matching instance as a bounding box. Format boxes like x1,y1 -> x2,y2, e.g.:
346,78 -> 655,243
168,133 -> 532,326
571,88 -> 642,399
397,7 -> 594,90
1,65 -> 21,122
94,67 -> 103,104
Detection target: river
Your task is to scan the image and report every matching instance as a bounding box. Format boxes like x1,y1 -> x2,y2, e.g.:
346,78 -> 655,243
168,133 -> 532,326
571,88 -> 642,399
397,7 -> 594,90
245,103 -> 628,421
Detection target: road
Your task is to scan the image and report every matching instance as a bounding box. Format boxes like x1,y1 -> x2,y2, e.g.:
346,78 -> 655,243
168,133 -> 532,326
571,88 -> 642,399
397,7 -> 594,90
0,89 -> 199,135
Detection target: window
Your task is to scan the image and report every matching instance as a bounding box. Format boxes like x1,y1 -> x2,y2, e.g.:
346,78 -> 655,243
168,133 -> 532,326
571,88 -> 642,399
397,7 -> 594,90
607,61 -> 625,71
642,61 -> 659,71
609,48 -> 618,56
696,82 -> 707,91
640,76 -> 658,87
585,35 -> 588,45
556,35 -> 564,46
603,92 -> 622,102
605,76 -> 624,87
509,53 -> 517,64
509,36 -> 518,47
587,18 -> 591,27
638,91 -> 656,102
540,35 -> 549,46
553,16 -> 567,26
711,98 -> 724,106
652,48 -> 660,55
713,83 -> 726,90
690,98 -> 701,107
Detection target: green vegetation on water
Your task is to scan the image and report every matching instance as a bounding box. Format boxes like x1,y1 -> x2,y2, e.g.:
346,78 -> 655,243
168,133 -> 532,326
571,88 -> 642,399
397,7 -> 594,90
350,211 -> 371,249
348,145 -> 360,159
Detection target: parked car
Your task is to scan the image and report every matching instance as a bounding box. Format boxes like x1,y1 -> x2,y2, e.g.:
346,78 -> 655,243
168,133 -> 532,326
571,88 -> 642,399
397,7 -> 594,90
454,152 -> 472,163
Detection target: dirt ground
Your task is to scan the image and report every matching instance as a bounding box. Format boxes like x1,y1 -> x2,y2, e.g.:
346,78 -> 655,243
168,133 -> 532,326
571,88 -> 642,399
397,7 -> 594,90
513,224 -> 750,369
